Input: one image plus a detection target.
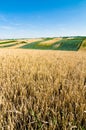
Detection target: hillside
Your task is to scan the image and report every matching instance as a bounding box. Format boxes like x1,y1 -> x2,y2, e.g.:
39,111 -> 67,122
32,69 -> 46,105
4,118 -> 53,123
0,36 -> 86,51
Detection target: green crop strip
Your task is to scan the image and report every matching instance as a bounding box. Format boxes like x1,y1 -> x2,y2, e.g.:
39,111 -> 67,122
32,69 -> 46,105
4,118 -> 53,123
0,37 -> 84,51
56,39 -> 83,51
0,43 -> 18,48
0,40 -> 16,44
20,38 -> 54,49
20,38 -> 83,51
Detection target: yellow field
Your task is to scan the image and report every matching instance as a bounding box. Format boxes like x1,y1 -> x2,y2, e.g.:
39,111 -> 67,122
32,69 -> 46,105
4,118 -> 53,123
0,41 -> 17,47
0,49 -> 86,130
39,38 -> 62,46
0,38 -> 42,48
80,39 -> 86,50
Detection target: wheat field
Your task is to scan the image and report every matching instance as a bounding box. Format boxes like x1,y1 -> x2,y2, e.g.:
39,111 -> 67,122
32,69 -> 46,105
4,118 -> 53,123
0,49 -> 86,130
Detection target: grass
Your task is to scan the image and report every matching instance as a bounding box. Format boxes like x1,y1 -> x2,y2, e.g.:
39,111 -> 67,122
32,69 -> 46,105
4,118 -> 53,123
0,40 -> 16,44
0,49 -> 86,130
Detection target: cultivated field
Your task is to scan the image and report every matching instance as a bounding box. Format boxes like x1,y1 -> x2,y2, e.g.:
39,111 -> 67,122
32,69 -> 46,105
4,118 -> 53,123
0,49 -> 86,130
0,36 -> 86,51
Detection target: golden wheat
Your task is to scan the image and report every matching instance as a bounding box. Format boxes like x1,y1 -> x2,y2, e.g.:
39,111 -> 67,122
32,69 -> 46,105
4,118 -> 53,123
0,49 -> 86,130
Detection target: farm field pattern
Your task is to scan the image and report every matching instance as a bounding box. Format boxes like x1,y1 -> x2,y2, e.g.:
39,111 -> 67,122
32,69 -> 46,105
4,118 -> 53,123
0,37 -> 86,51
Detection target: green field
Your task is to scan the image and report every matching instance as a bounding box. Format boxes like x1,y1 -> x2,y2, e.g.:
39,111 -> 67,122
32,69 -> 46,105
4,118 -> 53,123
56,39 -> 82,51
0,40 -> 16,44
20,37 -> 86,51
0,36 -> 86,51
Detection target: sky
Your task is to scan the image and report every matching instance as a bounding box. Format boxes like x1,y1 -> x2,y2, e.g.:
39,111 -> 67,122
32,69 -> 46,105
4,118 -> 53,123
0,0 -> 86,39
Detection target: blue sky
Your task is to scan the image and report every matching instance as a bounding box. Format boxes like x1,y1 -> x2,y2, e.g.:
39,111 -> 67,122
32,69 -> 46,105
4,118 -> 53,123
0,0 -> 86,39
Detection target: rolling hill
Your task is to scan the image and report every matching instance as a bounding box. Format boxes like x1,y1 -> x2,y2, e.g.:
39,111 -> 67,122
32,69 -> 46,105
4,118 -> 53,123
0,36 -> 86,51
